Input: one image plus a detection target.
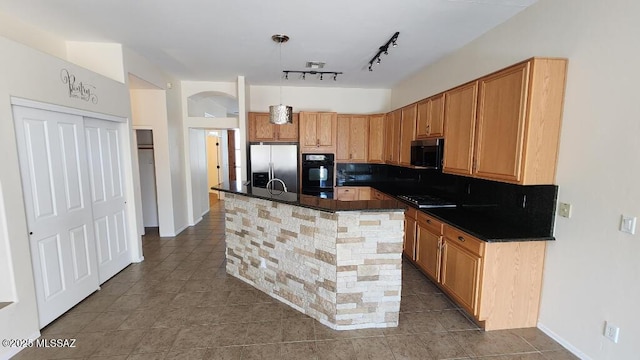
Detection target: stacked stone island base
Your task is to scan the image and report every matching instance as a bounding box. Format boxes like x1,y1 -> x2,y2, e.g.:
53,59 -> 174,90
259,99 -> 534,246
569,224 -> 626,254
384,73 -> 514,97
224,193 -> 404,330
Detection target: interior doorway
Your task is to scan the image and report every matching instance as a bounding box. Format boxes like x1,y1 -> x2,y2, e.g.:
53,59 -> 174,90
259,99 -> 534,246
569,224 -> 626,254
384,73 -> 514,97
135,130 -> 159,230
206,131 -> 222,205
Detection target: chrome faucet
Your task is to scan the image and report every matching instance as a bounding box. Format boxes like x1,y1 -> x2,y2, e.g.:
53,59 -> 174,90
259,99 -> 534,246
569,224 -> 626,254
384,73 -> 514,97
266,178 -> 288,193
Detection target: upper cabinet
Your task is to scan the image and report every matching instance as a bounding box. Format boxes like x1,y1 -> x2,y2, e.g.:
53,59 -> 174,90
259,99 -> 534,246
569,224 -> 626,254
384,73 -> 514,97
416,93 -> 445,139
399,104 -> 417,166
299,112 -> 337,153
442,81 -> 478,176
474,58 -> 567,184
384,109 -> 401,165
367,114 -> 385,163
248,112 -> 299,142
443,58 -> 567,185
337,115 -> 369,162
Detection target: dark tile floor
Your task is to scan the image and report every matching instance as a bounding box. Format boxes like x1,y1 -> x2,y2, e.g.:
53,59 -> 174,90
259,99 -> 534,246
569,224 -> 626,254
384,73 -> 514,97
13,200 -> 579,360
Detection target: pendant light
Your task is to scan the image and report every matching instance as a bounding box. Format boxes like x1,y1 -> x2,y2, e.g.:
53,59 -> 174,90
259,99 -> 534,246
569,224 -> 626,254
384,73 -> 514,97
269,34 -> 293,125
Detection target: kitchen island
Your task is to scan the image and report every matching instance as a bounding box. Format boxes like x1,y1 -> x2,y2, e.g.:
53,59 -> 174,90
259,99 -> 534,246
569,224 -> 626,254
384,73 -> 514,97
213,183 -> 407,330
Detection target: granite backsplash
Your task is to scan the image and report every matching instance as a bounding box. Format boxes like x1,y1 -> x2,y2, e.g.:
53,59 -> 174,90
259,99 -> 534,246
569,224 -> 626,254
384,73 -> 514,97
337,163 -> 558,238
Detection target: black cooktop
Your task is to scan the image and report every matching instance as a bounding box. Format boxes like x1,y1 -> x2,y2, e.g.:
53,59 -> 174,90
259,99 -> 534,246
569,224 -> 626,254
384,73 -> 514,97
397,194 -> 457,209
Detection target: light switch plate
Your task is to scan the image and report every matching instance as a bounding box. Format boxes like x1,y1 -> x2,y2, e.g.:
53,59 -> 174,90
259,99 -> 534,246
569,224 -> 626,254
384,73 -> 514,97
558,202 -> 572,218
620,215 -> 637,234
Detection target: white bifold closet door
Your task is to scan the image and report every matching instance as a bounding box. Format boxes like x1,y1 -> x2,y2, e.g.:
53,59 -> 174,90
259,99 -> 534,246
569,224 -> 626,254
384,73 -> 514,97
13,106 -> 100,327
14,107 -> 132,328
84,118 -> 130,283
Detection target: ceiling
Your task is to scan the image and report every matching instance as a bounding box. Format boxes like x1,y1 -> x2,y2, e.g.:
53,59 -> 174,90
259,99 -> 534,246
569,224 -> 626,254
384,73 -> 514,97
0,0 -> 537,88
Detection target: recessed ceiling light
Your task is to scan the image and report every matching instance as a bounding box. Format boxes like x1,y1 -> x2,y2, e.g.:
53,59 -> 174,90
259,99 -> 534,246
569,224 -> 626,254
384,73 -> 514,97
305,61 -> 325,69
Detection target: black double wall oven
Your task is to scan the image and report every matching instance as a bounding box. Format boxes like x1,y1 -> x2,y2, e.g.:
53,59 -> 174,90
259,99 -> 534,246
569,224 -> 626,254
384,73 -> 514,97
301,153 -> 334,199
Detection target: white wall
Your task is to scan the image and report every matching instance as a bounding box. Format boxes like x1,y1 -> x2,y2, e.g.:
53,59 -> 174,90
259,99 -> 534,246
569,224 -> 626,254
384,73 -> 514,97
125,48 -> 188,236
0,11 -> 66,59
66,41 -> 125,83
249,85 -> 391,114
188,129 -> 209,224
0,35 -> 132,360
130,89 -> 178,236
392,0 -> 640,359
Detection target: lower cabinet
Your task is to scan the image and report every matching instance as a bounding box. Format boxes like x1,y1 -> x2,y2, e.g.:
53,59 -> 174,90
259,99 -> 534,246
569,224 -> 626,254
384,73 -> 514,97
415,212 -> 443,282
404,208 -> 417,260
405,210 -> 547,330
336,186 -> 372,201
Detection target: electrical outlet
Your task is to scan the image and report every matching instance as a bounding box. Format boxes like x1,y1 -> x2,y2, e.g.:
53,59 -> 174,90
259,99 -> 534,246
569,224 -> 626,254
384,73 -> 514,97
620,215 -> 637,234
604,322 -> 620,343
558,202 -> 572,218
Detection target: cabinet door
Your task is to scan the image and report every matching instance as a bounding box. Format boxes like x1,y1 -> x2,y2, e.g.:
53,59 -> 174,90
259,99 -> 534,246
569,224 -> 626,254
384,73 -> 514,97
358,187 -> 371,200
443,82 -> 478,176
368,114 -> 385,163
415,224 -> 441,282
349,115 -> 368,161
399,104 -> 417,166
337,187 -> 358,201
336,115 -> 351,161
441,239 -> 482,316
276,113 -> 299,141
249,112 -> 275,142
300,112 -> 318,148
404,214 -> 417,260
416,99 -> 430,139
475,63 -> 529,182
428,93 -> 445,137
317,113 -> 336,147
385,110 -> 401,164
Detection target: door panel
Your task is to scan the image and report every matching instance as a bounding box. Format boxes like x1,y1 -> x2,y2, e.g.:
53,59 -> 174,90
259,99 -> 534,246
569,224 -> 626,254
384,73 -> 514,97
13,106 -> 100,327
69,225 -> 91,282
85,118 -> 131,283
39,234 -> 65,299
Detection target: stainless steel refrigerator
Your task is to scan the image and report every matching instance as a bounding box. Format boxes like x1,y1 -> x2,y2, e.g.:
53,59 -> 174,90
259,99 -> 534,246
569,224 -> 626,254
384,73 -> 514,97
249,144 -> 298,193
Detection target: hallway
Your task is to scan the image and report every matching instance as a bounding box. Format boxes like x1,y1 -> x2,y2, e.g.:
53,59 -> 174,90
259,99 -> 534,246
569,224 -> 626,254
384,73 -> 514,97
13,200 -> 576,360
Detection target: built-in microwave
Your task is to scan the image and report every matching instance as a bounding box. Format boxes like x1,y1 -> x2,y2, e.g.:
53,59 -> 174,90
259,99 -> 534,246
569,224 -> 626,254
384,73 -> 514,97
410,139 -> 444,168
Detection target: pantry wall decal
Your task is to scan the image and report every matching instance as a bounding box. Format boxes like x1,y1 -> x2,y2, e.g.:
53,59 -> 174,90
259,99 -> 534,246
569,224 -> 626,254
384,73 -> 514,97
60,68 -> 98,104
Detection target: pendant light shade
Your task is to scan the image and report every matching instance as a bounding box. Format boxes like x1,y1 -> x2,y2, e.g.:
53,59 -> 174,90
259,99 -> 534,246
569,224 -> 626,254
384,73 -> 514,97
269,104 -> 293,125
270,34 -> 293,125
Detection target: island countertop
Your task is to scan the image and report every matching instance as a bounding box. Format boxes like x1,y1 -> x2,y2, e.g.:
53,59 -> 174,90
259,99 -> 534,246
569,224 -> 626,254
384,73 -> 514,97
212,182 -> 406,213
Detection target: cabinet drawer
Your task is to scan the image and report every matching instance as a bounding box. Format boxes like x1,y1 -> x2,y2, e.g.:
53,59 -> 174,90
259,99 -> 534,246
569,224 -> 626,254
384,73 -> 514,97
337,187 -> 358,201
443,225 -> 485,256
417,212 -> 443,234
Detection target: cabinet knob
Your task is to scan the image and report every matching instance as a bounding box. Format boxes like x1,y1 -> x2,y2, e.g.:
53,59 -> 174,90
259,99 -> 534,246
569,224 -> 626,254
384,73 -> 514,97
426,219 -> 431,224
457,236 -> 465,242
316,139 -> 320,146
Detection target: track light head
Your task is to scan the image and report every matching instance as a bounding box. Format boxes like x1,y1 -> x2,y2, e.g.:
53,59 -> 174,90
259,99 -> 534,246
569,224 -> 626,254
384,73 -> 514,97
333,73 -> 337,81
320,74 -> 324,80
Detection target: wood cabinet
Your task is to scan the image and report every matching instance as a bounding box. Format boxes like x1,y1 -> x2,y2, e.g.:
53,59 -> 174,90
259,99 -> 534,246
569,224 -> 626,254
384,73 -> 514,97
384,110 -> 401,165
336,186 -> 372,201
368,114 -> 385,163
336,115 -> 368,162
415,212 -> 444,282
442,81 -> 478,176
474,58 -> 567,184
399,104 -> 417,166
416,93 -> 445,139
299,112 -> 337,153
443,58 -> 567,185
404,210 -> 547,330
248,112 -> 299,142
441,226 -> 484,316
404,208 -> 417,260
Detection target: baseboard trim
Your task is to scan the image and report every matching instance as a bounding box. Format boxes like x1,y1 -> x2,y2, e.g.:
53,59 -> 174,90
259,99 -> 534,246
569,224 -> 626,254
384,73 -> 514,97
537,322 -> 591,360
174,224 -> 188,236
0,331 -> 40,360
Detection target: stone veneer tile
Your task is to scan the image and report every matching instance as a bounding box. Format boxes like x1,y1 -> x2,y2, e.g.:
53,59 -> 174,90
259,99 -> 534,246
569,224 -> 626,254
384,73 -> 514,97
225,195 -> 402,330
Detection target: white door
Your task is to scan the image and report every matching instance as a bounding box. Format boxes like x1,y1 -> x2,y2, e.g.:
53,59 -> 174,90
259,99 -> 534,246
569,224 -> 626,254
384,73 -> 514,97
13,106 -> 99,327
84,118 -> 131,283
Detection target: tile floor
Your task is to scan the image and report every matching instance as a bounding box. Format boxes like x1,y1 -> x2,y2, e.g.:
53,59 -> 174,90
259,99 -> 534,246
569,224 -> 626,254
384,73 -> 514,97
13,200 -> 579,360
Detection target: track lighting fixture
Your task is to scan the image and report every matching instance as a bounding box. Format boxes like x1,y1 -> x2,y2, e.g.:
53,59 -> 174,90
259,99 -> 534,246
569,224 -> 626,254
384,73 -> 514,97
282,70 -> 343,81
368,31 -> 399,72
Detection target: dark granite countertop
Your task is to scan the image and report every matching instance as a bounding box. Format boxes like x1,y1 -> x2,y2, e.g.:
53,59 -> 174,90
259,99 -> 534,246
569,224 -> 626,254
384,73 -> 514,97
337,183 -> 553,242
212,183 -> 406,213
